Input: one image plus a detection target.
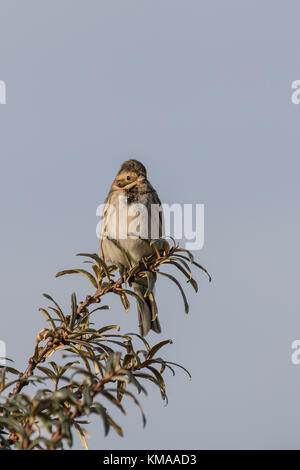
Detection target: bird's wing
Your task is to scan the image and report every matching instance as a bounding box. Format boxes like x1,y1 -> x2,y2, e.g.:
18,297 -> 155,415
146,186 -> 164,240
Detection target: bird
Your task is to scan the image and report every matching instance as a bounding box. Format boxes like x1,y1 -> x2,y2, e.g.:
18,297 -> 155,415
100,159 -> 163,336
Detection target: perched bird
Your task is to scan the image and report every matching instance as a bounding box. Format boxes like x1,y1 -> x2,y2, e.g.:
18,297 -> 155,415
100,159 -> 163,336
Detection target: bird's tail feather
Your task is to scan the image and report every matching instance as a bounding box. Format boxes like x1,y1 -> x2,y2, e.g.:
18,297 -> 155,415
132,280 -> 161,337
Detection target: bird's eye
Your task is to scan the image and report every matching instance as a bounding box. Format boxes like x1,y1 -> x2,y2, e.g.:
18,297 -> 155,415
126,176 -> 131,181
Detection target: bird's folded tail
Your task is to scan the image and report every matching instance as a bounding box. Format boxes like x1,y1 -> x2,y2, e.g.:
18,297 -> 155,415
131,279 -> 161,337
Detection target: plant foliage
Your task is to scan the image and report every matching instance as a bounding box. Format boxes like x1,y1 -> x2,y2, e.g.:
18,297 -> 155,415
0,240 -> 210,450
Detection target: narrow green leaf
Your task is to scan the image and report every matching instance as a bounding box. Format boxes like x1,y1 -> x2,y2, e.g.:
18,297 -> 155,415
77,253 -> 111,280
119,289 -> 144,314
146,339 -> 173,360
145,365 -> 167,400
56,270 -> 98,289
175,254 -> 212,282
168,260 -> 198,293
70,292 -> 77,330
148,293 -> 158,321
106,387 -> 147,427
157,271 -> 189,313
107,415 -> 123,437
166,361 -> 192,380
126,333 -> 151,352
74,422 -> 89,450
39,308 -> 56,330
121,293 -> 130,312
43,294 -> 66,322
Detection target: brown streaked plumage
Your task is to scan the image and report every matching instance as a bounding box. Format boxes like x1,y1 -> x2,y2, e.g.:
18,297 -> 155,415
100,159 -> 163,336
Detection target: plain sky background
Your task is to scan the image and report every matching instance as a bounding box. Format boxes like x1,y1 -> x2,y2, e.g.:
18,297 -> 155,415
1,0 -> 300,450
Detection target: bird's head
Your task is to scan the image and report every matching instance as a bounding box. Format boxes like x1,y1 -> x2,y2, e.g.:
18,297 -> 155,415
112,159 -> 147,190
